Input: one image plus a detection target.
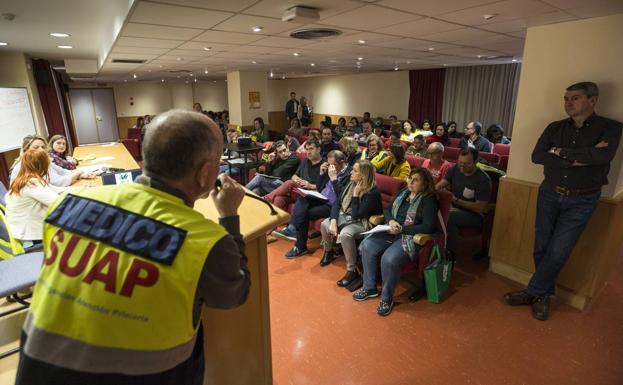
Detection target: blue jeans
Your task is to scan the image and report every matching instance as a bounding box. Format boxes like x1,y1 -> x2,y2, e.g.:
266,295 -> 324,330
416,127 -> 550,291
290,196 -> 331,250
527,184 -> 600,297
218,164 -> 239,176
446,207 -> 483,253
245,175 -> 283,196
360,232 -> 416,302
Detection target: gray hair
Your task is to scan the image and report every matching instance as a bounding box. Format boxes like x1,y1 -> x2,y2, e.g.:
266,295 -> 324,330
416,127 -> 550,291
142,109 -> 222,181
567,82 -> 599,98
428,142 -> 445,153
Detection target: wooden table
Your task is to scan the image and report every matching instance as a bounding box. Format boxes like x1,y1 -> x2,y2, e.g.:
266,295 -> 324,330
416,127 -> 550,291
73,142 -> 288,384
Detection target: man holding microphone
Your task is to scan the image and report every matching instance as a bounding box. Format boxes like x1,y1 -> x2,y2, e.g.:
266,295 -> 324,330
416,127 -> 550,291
15,110 -> 250,385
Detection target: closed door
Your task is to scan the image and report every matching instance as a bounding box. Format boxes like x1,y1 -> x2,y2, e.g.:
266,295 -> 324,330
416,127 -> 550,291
69,88 -> 119,144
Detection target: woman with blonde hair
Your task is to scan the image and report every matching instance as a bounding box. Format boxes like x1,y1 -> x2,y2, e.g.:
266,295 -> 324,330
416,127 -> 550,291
48,134 -> 78,170
5,149 -> 64,242
319,160 -> 383,288
361,134 -> 388,167
11,135 -> 87,187
339,136 -> 361,166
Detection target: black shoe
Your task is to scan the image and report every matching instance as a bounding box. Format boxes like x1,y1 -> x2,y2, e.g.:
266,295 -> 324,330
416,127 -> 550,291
346,275 -> 363,292
531,296 -> 550,321
337,270 -> 358,287
408,287 -> 426,302
320,251 -> 336,267
285,246 -> 308,259
503,290 -> 536,306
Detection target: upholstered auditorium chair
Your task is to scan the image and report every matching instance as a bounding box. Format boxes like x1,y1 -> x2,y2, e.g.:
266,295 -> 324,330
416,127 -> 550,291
457,181 -> 499,259
492,143 -> 510,157
406,155 -> 425,169
442,147 -> 460,163
478,152 -> 500,168
122,128 -> 142,161
447,137 -> 461,148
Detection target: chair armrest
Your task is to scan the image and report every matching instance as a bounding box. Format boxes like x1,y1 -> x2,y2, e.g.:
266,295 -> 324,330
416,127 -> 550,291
369,215 -> 384,225
483,203 -> 496,214
412,233 -> 434,246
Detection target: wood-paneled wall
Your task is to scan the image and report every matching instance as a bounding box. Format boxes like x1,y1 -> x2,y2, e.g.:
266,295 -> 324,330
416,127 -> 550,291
117,116 -> 139,139
489,177 -> 623,309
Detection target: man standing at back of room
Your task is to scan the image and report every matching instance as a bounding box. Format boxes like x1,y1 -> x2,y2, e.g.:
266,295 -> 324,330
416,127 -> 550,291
15,110 -> 250,385
285,91 -> 299,122
504,82 -> 622,321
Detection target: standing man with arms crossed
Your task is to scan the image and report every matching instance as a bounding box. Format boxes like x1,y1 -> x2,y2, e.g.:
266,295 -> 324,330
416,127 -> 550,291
15,110 -> 250,385
504,82 -> 622,320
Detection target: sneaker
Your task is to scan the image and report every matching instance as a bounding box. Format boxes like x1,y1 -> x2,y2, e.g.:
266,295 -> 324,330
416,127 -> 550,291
285,246 -> 309,259
377,299 -> 394,316
352,288 -> 380,302
272,227 -> 296,241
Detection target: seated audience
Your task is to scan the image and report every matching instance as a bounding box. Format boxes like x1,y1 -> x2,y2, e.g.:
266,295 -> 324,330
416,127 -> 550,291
436,148 -> 492,258
48,134 -> 77,170
334,117 -> 347,139
274,150 -> 351,258
265,140 -> 323,210
372,119 -> 386,138
388,115 -> 398,126
360,134 -> 388,168
245,140 -> 299,196
387,130 -> 402,148
320,127 -> 341,158
5,149 -> 66,242
320,160 -> 383,284
363,111 -> 371,121
459,121 -> 492,152
357,120 -> 373,146
400,120 -> 417,143
373,144 -> 411,181
426,122 -> 449,145
353,167 -> 439,316
288,117 -> 303,137
296,128 -> 321,156
344,121 -> 357,138
486,124 -> 511,144
339,136 -> 361,166
447,121 -> 461,138
422,142 -> 453,184
406,135 -> 428,157
11,135 -> 86,187
192,102 -> 204,113
350,117 -> 362,134
285,131 -> 301,152
252,117 -> 269,142
414,119 -> 434,137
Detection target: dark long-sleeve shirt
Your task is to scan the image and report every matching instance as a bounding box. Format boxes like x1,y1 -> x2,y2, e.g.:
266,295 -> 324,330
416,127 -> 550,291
384,191 -> 438,235
459,135 -> 491,152
531,114 -> 622,189
265,154 -> 300,181
330,185 -> 383,220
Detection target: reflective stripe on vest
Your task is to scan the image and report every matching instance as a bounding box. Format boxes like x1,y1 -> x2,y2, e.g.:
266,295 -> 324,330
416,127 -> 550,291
0,207 -> 25,260
30,183 -> 227,351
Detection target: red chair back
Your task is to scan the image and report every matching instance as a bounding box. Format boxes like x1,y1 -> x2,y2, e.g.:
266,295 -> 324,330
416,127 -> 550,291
375,173 -> 405,209
406,155 -> 425,169
493,143 -> 510,156
448,137 -> 461,147
479,152 -> 500,167
127,128 -> 141,140
498,155 -> 509,171
443,147 -> 460,163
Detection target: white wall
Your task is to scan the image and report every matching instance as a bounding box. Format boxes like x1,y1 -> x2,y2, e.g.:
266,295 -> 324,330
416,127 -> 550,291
266,79 -> 288,112
507,14 -> 623,198
193,81 -> 228,112
284,71 -> 410,118
170,83 -> 193,110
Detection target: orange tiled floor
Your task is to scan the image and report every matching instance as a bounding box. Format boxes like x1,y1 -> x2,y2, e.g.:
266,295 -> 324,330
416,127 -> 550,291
267,239 -> 623,385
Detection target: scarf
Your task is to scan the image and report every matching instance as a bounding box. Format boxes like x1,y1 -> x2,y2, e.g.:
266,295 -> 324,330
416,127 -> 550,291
391,190 -> 425,258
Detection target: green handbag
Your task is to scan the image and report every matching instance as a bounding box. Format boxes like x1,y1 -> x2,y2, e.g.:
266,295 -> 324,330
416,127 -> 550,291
424,244 -> 453,304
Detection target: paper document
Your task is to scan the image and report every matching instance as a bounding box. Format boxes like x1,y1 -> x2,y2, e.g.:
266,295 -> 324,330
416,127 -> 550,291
76,153 -> 96,162
78,164 -> 112,175
88,156 -> 115,163
226,158 -> 246,165
296,188 -> 328,200
361,225 -> 391,235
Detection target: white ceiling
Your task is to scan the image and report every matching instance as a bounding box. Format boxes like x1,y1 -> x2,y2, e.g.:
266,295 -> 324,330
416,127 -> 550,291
1,0 -> 622,82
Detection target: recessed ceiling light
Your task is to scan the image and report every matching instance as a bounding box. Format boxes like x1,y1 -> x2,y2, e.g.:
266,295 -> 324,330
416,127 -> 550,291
213,80 -> 217,83
270,71 -> 274,78
293,52 -> 299,56
252,26 -> 263,32
203,47 -> 211,51
406,61 -> 412,64
194,78 -> 198,82
189,73 -> 194,76
161,79 -> 165,82
511,59 -> 517,62
133,73 -> 137,79
0,42 -> 8,46
357,57 -> 363,61
443,64 -> 448,66
176,57 -> 182,61
358,40 -> 366,44
177,76 -> 180,78
394,66 -> 399,71
123,79 -> 127,82
57,45 -> 73,49
49,32 -> 70,38
282,75 -> 285,79
159,65 -> 163,68
310,63 -> 315,66
477,55 -> 484,58
482,14 -> 496,21
252,60 -> 257,64
428,47 -> 435,51
204,69 -> 208,74
147,69 -> 152,72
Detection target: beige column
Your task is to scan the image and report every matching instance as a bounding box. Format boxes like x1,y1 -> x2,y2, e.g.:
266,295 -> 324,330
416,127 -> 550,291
226,71 -> 268,129
489,14 -> 623,309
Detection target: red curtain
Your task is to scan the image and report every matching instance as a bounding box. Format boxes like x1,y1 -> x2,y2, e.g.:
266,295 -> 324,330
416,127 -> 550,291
32,59 -> 65,138
408,69 -> 445,126
0,154 -> 9,189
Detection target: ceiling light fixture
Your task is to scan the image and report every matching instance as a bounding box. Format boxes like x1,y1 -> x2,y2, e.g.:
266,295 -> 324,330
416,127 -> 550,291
0,42 -> 8,46
49,32 -> 70,38
252,60 -> 257,64
270,71 -> 274,77
482,14 -> 496,21
189,73 -> 193,76
357,57 -> 363,61
358,40 -> 366,44
57,45 -> 73,49
203,47 -> 211,51
194,78 -> 198,82
511,59 -> 517,62
204,69 -> 208,74
161,79 -> 165,82
394,66 -> 399,71
428,47 -> 435,51
133,73 -> 137,79
477,54 -> 484,58
147,69 -> 152,72
176,57 -> 182,61
282,75 -> 285,79
310,63 -> 315,66
252,26 -> 263,32
123,79 -> 127,82
293,52 -> 299,56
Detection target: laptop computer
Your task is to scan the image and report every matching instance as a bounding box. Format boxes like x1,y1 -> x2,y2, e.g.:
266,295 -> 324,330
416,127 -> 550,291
101,169 -> 142,185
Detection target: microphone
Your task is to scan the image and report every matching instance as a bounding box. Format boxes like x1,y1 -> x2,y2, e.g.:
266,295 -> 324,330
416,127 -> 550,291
215,179 -> 278,216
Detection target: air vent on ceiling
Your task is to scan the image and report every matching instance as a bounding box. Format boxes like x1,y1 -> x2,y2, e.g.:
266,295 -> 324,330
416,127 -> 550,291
290,28 -> 342,40
112,59 -> 147,64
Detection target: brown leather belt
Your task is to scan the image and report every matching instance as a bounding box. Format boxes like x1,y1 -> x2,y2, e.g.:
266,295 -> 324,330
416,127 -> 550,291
547,184 -> 601,197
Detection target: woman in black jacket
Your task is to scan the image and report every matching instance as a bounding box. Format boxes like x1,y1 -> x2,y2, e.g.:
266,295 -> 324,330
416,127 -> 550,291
319,160 -> 383,286
353,167 -> 439,316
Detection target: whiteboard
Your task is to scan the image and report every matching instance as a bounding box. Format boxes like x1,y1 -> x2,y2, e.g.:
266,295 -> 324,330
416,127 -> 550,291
0,87 -> 37,153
